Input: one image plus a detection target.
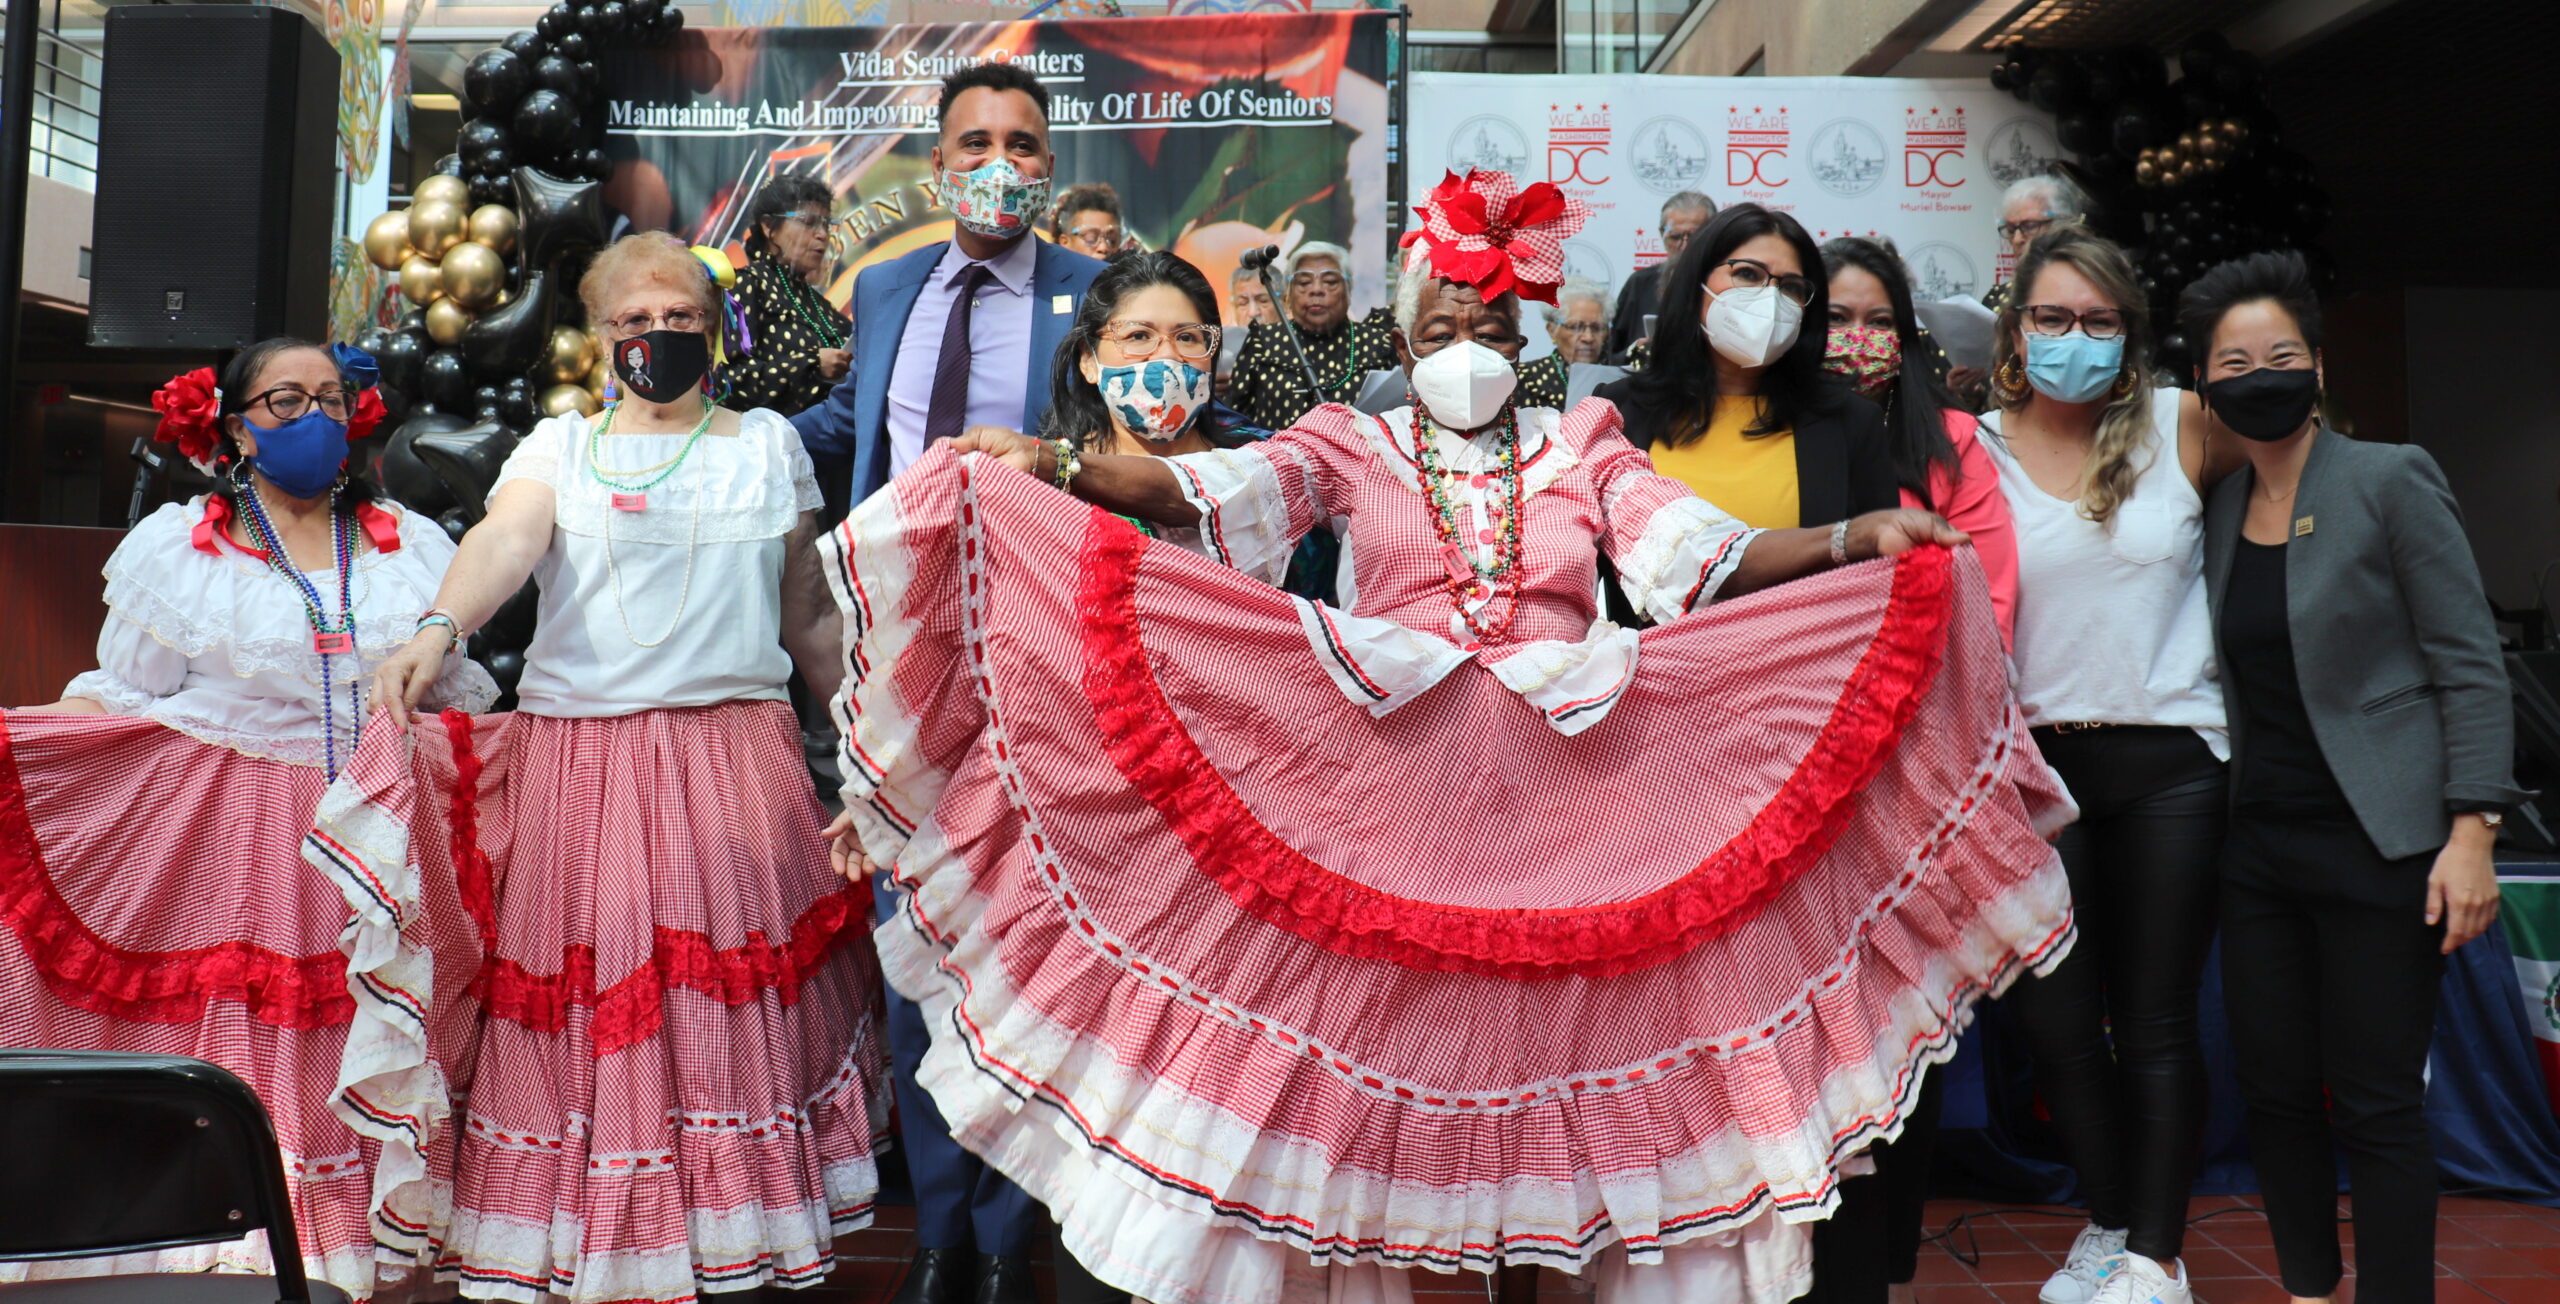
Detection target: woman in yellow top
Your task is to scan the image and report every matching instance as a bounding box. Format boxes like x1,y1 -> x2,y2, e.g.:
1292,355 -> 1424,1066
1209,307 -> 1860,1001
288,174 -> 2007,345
1597,202 -> 1896,530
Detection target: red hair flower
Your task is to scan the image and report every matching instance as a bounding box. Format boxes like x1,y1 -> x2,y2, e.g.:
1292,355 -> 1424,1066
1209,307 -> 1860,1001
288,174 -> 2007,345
150,366 -> 224,474
347,387 -> 387,442
1398,169 -> 1591,306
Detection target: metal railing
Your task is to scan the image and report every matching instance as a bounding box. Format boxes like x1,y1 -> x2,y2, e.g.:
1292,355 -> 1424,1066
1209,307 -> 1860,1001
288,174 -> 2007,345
0,28 -> 100,190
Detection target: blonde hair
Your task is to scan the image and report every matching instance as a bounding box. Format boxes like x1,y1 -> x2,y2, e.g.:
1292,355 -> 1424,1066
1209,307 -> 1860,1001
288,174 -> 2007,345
581,233 -> 723,343
1991,228 -> 2155,525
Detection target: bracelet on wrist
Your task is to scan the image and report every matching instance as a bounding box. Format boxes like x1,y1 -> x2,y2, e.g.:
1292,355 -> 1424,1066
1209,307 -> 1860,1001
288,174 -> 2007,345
415,609 -> 463,651
1828,519 -> 1852,567
1050,438 -> 1084,492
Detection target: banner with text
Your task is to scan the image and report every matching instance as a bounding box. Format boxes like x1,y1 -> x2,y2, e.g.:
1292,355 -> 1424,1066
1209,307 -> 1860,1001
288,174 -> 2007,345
1412,73 -> 2061,328
601,12 -> 1392,325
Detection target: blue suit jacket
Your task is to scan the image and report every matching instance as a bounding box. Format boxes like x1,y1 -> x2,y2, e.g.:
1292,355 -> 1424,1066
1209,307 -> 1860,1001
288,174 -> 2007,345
791,237 -> 1107,514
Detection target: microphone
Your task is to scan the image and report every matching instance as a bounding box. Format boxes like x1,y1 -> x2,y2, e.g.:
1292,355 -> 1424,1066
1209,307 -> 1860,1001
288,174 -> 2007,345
1238,244 -> 1282,271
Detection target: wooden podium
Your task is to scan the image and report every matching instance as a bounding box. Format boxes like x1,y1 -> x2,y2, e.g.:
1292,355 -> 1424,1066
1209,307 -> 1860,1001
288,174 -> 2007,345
0,524 -> 124,708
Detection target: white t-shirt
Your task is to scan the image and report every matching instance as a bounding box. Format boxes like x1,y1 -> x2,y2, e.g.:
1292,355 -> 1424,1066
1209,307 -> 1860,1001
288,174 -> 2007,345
1978,394 -> 2229,757
493,409 -> 822,718
65,498 -> 497,767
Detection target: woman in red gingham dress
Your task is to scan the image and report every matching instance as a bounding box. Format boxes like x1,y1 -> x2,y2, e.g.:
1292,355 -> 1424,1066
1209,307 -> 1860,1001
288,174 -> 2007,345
823,171 -> 2078,1304
341,236 -> 886,1304
0,340 -> 495,1299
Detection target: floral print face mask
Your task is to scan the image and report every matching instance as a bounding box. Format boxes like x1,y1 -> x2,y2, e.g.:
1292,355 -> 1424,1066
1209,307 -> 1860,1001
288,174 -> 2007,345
941,159 -> 1051,240
1098,359 -> 1211,443
1822,326 -> 1903,402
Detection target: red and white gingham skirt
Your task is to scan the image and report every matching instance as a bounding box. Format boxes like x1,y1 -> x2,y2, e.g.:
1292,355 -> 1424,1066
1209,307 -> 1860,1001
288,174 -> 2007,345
0,711 -> 387,1295
821,450 -> 2079,1304
308,700 -> 887,1304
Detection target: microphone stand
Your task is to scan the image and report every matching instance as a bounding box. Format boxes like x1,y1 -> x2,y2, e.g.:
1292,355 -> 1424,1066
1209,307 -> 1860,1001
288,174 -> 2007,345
1256,262 -> 1333,406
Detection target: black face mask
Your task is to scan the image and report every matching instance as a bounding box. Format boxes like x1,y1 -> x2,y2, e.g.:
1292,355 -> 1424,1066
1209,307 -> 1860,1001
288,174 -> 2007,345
2202,365 -> 2319,443
610,329 -> 712,405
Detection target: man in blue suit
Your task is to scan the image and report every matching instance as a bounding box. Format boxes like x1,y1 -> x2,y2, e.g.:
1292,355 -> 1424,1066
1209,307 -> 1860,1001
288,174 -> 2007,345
792,63 -> 1106,520
794,62 -> 1105,1304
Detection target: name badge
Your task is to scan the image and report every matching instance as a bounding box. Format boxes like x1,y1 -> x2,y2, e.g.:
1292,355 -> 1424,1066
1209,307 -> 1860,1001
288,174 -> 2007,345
2294,515 -> 2314,537
313,631 -> 353,655
1052,294 -> 1072,315
612,492 -> 648,512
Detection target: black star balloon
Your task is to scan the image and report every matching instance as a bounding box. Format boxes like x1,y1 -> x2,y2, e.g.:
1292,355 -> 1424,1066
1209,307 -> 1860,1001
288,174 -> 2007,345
411,416 -> 523,523
462,268 -> 560,376
513,166 -> 606,268
376,410 -> 474,516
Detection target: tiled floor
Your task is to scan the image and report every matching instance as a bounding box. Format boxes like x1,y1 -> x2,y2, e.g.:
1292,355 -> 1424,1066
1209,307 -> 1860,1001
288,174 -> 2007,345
791,1195 -> 2560,1302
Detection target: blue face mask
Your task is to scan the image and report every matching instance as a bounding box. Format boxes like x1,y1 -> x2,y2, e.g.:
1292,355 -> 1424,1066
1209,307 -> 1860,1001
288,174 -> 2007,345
2023,330 -> 2127,404
243,410 -> 350,500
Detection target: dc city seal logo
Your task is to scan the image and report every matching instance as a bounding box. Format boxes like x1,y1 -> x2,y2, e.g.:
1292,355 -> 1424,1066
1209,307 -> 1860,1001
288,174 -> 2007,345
1447,115 -> 1530,178
1562,240 -> 1615,292
1905,242 -> 1980,301
1808,118 -> 1888,197
1630,116 -> 1710,195
1986,118 -> 2063,188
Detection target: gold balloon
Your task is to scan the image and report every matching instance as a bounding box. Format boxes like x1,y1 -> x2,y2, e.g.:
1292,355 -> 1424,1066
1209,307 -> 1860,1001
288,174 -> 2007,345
362,211 -> 412,271
2218,116 -> 2251,144
399,254 -> 443,305
467,204 -> 520,257
586,354 -> 612,397
415,174 -> 470,208
540,383 -> 602,418
545,325 -> 596,386
2134,159 -> 2161,188
408,199 -> 467,258
2176,157 -> 2203,184
2175,129 -> 2199,153
425,297 -> 475,346
442,240 -> 507,309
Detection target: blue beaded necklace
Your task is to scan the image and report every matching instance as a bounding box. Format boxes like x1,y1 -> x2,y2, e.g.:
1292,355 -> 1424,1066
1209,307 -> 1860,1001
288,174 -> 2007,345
233,471 -> 362,780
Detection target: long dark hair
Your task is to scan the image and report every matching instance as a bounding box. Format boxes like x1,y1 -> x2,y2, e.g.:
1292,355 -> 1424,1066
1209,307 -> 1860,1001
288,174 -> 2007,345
1620,202 -> 1841,446
1039,251 -> 1247,452
215,336 -> 385,520
1820,236 -> 1962,509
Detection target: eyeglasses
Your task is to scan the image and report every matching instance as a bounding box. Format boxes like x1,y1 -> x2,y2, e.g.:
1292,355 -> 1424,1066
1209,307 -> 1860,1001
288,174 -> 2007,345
1707,258 -> 1815,307
1064,225 -> 1123,249
1553,321 -> 1607,336
783,212 -> 831,230
242,386 -> 353,422
1997,215 -> 2070,243
606,307 -> 706,338
2021,304 -> 2126,339
1289,272 -> 1346,290
1098,320 -> 1220,362
1663,229 -> 1695,253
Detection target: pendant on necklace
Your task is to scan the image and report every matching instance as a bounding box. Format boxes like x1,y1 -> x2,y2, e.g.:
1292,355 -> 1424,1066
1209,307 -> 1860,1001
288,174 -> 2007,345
313,630 -> 353,655
612,491 -> 648,512
1436,542 -> 1476,587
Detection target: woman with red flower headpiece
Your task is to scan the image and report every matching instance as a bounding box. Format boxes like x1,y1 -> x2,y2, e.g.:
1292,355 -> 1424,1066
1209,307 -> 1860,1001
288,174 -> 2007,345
0,338 -> 493,1297
811,168 -> 2075,1304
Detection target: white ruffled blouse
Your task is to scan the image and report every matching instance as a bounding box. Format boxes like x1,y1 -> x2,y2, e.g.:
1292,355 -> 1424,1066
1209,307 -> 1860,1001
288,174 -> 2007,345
65,498 -> 499,769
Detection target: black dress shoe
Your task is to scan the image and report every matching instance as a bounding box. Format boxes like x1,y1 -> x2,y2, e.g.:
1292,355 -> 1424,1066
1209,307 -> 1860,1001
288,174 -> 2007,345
889,1247 -> 975,1304
971,1252 -> 1037,1304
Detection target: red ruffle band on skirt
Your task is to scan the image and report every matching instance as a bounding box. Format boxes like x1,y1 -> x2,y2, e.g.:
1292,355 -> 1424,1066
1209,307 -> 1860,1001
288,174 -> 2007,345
0,712 -> 387,1296
306,701 -> 889,1304
821,449 -> 2079,1304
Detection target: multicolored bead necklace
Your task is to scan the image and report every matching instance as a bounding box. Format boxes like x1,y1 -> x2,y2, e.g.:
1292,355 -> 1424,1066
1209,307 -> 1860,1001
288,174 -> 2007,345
234,472 -> 362,780
586,401 -> 715,499
1410,401 -> 1527,647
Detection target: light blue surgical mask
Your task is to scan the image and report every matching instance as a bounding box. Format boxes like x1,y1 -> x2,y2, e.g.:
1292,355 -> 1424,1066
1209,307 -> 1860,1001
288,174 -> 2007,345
2023,330 -> 2127,404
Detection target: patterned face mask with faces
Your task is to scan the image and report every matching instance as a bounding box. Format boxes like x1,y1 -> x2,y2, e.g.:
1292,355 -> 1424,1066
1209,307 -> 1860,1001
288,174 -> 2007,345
941,159 -> 1051,240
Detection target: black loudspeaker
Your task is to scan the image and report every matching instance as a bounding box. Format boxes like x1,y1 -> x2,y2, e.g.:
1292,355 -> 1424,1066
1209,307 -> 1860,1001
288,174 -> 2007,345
89,6 -> 337,349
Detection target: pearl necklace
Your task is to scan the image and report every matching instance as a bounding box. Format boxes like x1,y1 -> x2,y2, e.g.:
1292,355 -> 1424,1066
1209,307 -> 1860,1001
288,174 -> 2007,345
593,409 -> 706,648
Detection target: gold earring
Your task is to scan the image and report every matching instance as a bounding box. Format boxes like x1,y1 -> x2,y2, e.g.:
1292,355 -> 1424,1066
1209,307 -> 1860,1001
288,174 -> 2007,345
1993,354 -> 2030,404
2111,368 -> 2138,399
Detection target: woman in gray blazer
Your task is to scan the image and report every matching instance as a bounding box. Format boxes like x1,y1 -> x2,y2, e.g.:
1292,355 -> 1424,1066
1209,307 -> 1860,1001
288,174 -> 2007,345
2186,250 -> 2529,1304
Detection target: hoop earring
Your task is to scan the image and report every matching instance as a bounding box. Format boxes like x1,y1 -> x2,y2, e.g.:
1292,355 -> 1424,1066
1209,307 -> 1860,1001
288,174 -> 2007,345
2111,368 -> 2138,400
1992,354 -> 2030,404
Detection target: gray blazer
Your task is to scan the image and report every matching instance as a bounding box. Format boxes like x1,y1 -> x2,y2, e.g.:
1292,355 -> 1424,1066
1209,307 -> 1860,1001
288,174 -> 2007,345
2202,430 -> 2530,859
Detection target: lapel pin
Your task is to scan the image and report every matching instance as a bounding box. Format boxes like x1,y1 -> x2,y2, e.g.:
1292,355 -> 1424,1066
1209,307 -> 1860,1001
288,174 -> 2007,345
1052,294 -> 1072,314
2294,515 -> 2314,537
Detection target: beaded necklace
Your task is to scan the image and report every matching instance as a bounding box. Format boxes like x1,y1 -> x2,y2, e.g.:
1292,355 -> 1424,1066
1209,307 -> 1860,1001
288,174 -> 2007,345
233,473 -> 362,780
591,406 -> 710,648
781,273 -> 847,350
587,401 -> 716,500
1409,402 -> 1527,647
1326,319 -> 1366,394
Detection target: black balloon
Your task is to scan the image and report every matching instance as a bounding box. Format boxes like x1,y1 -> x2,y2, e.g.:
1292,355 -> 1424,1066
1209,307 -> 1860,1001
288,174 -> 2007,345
2027,63 -> 2081,115
2214,50 -> 2262,102
536,5 -> 573,39
412,418 -> 522,523
514,89 -> 581,154
471,384 -> 502,415
464,49 -> 530,113
377,411 -> 473,516
513,166 -> 607,267
650,7 -> 682,41
473,144 -> 516,178
437,510 -> 470,543
2178,30 -> 2229,83
595,0 -> 629,33
485,650 -> 526,697
2110,100 -> 2169,156
376,328 -> 428,394
555,31 -> 590,61
2174,77 -> 2222,122
2055,112 -> 2104,156
421,348 -> 473,414
573,61 -> 602,105
626,0 -> 662,20
459,117 -> 511,164
533,52 -> 581,98
499,377 -> 539,429
576,1 -> 607,33
2082,59 -> 2127,111
469,175 -> 512,208
482,583 -> 541,648
1988,63 -> 2012,92
433,152 -> 465,178
399,307 -> 428,333
502,31 -> 547,63
578,147 -> 613,182
461,268 -> 560,375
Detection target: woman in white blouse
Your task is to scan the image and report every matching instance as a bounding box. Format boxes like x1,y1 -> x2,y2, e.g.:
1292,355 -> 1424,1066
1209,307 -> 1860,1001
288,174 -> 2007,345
361,234 -> 886,1304
1,337 -> 494,1297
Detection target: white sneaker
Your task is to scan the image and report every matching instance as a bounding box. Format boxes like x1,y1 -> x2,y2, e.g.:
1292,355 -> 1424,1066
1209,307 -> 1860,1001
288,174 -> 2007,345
2038,1224 -> 2129,1304
2086,1251 -> 2194,1304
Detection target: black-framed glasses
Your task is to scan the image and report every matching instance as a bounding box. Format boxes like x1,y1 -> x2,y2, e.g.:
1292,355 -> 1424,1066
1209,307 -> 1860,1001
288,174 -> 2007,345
1099,320 -> 1220,362
1997,215 -> 2071,243
2021,304 -> 2126,339
1708,258 -> 1815,307
242,386 -> 353,423
606,307 -> 706,338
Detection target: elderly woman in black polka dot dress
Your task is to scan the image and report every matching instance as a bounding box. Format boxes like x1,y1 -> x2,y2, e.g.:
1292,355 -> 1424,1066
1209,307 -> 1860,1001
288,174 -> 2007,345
729,176 -> 852,419
1221,240 -> 1397,431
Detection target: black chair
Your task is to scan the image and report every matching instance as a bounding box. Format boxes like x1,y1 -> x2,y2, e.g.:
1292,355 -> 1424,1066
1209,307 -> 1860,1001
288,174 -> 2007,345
0,1050 -> 352,1302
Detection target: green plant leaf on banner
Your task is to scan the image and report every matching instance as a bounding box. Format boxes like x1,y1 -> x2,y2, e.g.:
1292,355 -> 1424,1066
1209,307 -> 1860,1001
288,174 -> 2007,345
1175,112 -> 1353,246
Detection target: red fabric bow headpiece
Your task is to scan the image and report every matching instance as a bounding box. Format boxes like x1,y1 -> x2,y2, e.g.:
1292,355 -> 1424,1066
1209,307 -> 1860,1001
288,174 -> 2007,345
1398,169 -> 1591,306
152,366 -> 388,477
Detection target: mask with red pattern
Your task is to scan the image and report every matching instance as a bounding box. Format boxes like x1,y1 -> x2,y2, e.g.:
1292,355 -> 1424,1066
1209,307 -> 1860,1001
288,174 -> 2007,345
1822,326 -> 1902,402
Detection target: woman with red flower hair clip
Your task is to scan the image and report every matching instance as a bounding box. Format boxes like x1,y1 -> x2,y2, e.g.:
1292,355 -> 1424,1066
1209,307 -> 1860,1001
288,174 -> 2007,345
823,168 -> 2076,1304
0,337 -> 493,1297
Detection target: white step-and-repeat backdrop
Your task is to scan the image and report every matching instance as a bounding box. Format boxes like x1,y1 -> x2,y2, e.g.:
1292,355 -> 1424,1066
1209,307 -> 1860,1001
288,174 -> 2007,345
1409,74 -> 2062,357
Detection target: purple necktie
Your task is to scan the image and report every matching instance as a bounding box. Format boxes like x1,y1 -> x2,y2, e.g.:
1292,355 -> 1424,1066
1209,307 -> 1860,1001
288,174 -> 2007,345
923,263 -> 994,447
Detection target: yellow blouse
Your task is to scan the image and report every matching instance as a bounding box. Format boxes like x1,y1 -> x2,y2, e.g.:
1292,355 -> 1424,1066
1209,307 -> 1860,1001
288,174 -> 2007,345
1643,399 -> 1800,529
